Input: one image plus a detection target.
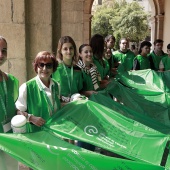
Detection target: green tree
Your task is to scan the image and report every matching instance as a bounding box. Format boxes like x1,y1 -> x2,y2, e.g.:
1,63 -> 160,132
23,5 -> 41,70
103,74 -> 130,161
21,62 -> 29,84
91,0 -> 150,48
91,5 -> 114,37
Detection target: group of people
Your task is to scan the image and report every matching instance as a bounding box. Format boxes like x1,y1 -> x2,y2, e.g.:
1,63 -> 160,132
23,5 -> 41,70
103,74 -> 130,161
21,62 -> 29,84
104,35 -> 170,72
0,33 -> 170,169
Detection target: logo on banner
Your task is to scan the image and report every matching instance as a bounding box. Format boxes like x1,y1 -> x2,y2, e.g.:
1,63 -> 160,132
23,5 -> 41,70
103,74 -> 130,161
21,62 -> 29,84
84,125 -> 98,136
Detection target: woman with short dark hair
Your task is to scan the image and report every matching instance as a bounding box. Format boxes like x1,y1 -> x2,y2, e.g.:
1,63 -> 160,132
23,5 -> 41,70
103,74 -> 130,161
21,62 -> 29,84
133,41 -> 152,70
16,51 -> 61,133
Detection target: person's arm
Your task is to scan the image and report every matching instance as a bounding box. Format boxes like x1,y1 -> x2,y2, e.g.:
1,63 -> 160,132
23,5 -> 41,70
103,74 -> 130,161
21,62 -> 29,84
133,58 -> 140,70
99,79 -> 110,89
16,83 -> 45,127
81,90 -> 97,97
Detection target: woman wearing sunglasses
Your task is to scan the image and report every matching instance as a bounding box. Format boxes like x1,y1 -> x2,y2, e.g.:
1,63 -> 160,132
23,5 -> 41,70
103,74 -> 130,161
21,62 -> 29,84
0,36 -> 19,169
16,51 -> 61,133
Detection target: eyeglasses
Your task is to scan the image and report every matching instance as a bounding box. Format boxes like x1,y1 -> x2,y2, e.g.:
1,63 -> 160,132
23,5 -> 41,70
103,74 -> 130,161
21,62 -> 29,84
38,63 -> 53,69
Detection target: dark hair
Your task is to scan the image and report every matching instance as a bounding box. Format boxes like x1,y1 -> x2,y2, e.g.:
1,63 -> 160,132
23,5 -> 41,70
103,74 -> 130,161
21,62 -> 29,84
90,34 -> 104,60
33,51 -> 58,73
56,36 -> 78,63
105,35 -> 116,42
154,39 -> 164,45
79,44 -> 91,53
119,38 -> 128,44
138,41 -> 152,54
0,36 -> 7,46
167,44 -> 170,49
131,45 -> 135,50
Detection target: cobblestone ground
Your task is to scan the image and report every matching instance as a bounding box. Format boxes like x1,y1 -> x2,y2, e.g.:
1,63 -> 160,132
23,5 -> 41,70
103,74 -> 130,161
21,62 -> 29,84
19,162 -> 29,170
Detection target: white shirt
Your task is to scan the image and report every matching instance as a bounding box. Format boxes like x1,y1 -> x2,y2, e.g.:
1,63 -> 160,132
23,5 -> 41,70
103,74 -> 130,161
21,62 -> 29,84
16,76 -> 57,112
159,60 -> 164,69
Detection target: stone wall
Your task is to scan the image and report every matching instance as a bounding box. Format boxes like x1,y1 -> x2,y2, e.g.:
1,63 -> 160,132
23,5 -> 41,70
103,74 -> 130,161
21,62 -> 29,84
0,0 -> 61,84
61,0 -> 84,47
0,0 -> 27,84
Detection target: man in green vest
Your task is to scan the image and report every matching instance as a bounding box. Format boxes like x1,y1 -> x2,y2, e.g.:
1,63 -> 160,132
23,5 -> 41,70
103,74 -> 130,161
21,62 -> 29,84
148,39 -> 167,71
113,38 -> 135,72
159,43 -> 170,71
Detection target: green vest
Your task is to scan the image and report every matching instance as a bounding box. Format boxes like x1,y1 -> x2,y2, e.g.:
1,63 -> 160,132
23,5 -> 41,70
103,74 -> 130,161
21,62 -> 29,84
113,50 -> 135,71
93,56 -> 110,80
135,55 -> 151,70
26,77 -> 61,133
52,63 -> 83,97
149,51 -> 167,71
0,74 -> 19,133
81,71 -> 100,91
161,56 -> 170,71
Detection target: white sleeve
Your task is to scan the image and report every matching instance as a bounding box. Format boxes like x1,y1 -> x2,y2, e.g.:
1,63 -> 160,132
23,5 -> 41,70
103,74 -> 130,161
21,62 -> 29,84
15,83 -> 27,111
159,60 -> 164,69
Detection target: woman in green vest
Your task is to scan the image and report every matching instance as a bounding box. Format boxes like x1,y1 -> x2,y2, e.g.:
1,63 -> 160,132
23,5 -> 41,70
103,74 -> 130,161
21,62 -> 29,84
90,34 -> 110,88
16,51 -> 61,133
77,44 -> 101,97
0,36 -> 19,169
76,44 -> 99,151
103,46 -> 117,78
133,41 -> 152,70
52,36 -> 83,103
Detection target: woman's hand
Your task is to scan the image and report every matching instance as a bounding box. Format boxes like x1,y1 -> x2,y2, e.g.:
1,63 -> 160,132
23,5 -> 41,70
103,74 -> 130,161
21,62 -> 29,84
17,110 -> 28,117
100,79 -> 110,89
29,115 -> 46,127
81,91 -> 97,97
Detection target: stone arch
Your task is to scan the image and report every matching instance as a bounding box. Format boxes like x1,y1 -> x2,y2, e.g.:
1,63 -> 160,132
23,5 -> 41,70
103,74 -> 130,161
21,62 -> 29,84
149,0 -> 165,42
83,0 -> 164,43
83,0 -> 94,43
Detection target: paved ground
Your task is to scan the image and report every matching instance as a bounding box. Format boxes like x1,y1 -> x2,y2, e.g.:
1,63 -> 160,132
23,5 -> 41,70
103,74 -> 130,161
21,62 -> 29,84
19,162 -> 29,170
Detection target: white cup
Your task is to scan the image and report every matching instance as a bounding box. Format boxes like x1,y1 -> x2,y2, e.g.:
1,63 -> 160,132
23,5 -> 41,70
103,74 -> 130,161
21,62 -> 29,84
11,115 -> 27,133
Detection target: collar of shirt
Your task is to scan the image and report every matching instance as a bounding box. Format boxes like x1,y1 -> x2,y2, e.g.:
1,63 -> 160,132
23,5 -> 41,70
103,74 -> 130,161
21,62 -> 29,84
36,75 -> 54,91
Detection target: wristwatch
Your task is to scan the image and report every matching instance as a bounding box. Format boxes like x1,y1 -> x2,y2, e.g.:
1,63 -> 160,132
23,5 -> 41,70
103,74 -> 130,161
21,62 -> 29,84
26,114 -> 32,122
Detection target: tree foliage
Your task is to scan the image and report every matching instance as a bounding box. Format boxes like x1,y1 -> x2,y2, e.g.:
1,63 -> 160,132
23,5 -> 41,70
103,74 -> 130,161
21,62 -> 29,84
91,0 -> 150,47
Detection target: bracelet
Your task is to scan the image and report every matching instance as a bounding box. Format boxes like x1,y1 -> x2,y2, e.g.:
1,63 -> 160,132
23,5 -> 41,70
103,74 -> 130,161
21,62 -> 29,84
27,114 -> 32,122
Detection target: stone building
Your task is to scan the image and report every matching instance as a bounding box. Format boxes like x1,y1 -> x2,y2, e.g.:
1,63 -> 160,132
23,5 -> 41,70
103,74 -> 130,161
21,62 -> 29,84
0,0 -> 169,84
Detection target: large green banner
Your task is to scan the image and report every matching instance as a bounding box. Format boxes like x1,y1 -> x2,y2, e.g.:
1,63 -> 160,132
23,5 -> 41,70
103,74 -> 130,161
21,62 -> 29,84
0,131 -> 165,170
45,100 -> 169,166
1,69 -> 170,169
106,69 -> 170,126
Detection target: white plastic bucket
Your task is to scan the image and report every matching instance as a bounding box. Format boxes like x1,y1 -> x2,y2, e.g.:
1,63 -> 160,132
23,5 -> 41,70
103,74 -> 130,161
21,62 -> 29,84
11,115 -> 27,133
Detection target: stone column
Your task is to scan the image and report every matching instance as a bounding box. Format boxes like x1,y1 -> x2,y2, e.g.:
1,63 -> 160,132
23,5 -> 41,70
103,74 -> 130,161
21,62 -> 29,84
83,14 -> 93,43
25,0 -> 53,80
149,16 -> 156,44
0,0 -> 60,84
0,0 -> 27,84
61,0 -> 84,47
156,14 -> 164,40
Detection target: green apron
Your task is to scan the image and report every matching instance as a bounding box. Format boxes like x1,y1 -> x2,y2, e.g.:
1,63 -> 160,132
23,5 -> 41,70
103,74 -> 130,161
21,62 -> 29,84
161,56 -> 170,71
52,63 -> 83,97
81,71 -> 100,91
134,55 -> 151,70
0,74 -> 19,170
113,50 -> 135,71
149,51 -> 167,71
93,56 -> 110,80
0,74 -> 19,133
26,77 -> 61,133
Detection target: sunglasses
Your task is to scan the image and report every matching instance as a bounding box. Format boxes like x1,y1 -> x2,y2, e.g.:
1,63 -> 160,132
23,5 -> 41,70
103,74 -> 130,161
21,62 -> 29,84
38,63 -> 53,69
